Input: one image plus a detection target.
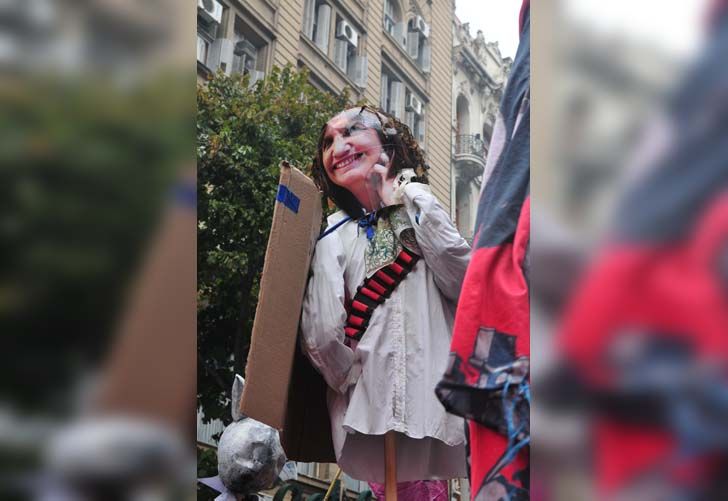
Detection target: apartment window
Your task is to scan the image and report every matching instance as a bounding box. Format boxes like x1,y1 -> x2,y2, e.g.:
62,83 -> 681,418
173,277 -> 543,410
333,15 -> 367,87
197,0 -> 223,66
230,15 -> 268,84
381,70 -> 426,144
380,69 -> 403,119
303,3 -> 368,88
203,12 -> 268,87
231,38 -> 260,78
383,0 -> 401,36
404,89 -> 426,145
407,15 -> 432,73
196,35 -> 209,65
303,0 -> 332,53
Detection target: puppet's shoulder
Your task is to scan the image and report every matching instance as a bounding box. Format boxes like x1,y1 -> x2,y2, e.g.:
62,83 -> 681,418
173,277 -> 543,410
326,209 -> 349,227
314,210 -> 351,255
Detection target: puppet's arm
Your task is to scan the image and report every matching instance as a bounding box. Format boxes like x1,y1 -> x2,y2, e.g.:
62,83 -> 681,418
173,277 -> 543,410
300,230 -> 357,394
401,182 -> 471,302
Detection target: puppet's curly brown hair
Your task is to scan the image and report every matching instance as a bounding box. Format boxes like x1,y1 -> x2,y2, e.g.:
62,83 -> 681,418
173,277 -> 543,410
311,106 -> 430,218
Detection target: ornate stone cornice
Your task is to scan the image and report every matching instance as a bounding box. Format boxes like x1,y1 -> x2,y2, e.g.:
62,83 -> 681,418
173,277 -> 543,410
453,17 -> 511,93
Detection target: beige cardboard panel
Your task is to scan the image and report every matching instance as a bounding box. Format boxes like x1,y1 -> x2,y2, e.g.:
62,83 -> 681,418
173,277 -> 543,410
240,162 -> 322,430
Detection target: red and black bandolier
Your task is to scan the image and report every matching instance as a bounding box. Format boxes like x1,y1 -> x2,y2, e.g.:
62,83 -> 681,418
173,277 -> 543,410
344,247 -> 419,341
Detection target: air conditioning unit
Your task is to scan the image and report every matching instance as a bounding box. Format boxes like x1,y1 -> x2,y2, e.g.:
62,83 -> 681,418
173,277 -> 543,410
410,15 -> 430,38
207,38 -> 235,75
335,20 -> 358,47
234,39 -> 257,59
198,0 -> 223,25
405,93 -> 423,115
233,52 -> 256,75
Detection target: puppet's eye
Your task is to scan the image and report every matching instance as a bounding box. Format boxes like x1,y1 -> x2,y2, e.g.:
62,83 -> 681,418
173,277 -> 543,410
348,123 -> 366,134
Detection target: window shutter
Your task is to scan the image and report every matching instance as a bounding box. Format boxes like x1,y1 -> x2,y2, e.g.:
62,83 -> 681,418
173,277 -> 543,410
348,55 -> 367,87
334,39 -> 348,72
390,81 -> 404,119
417,115 -> 426,144
393,22 -> 407,49
302,0 -> 315,39
314,4 -> 331,52
405,111 -> 415,132
407,32 -> 419,59
421,41 -> 432,73
380,73 -> 389,110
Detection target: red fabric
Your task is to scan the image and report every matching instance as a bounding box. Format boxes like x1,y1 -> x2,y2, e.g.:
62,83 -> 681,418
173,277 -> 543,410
349,315 -> 365,328
708,0 -> 728,28
558,194 -> 728,494
389,262 -> 404,275
375,270 -> 395,285
360,287 -> 381,302
558,195 -> 728,389
352,300 -> 369,313
596,422 -> 674,491
519,0 -> 530,33
450,197 -> 530,498
470,421 -> 529,497
368,280 -> 387,295
398,251 -> 414,265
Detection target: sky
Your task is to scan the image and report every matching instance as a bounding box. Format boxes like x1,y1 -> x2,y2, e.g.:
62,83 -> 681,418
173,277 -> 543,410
454,0 -> 522,59
453,1 -> 712,60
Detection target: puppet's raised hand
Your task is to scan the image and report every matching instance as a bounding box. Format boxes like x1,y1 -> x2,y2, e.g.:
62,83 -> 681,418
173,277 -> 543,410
367,152 -> 397,208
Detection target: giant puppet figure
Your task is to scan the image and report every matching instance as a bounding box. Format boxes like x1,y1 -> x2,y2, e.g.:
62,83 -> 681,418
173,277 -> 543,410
300,106 -> 470,496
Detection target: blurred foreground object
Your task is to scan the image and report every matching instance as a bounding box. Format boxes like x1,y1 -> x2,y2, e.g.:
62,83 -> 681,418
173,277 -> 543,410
43,417 -> 191,501
0,0 -> 190,76
0,0 -> 196,498
543,1 -> 728,498
29,166 -> 197,500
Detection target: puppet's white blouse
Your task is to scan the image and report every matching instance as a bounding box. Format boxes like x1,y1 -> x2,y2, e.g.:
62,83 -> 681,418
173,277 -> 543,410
301,183 -> 471,483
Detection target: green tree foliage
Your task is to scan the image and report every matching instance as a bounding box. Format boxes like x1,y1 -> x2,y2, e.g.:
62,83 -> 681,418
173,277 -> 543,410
196,447 -> 219,501
197,66 -> 349,425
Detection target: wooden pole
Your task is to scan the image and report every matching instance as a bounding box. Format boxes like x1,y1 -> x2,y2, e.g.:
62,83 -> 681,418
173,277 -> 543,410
323,467 -> 343,501
384,431 -> 398,501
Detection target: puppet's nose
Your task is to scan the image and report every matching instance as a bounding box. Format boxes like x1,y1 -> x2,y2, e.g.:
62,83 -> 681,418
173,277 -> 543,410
332,135 -> 350,156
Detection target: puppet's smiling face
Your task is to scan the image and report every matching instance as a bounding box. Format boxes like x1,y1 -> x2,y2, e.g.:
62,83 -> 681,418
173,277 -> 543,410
321,109 -> 384,192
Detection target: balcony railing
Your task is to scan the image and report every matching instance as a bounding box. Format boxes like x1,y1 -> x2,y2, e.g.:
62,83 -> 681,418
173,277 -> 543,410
455,134 -> 486,159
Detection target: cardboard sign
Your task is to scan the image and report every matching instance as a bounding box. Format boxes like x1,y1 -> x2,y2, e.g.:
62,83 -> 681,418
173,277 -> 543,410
240,162 -> 335,462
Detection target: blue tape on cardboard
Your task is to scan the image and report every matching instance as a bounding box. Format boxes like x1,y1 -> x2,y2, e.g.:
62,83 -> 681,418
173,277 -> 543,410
276,184 -> 300,214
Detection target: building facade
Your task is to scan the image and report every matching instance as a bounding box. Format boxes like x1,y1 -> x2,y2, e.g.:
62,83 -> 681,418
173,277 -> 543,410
197,0 -> 454,211
451,17 -> 512,240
